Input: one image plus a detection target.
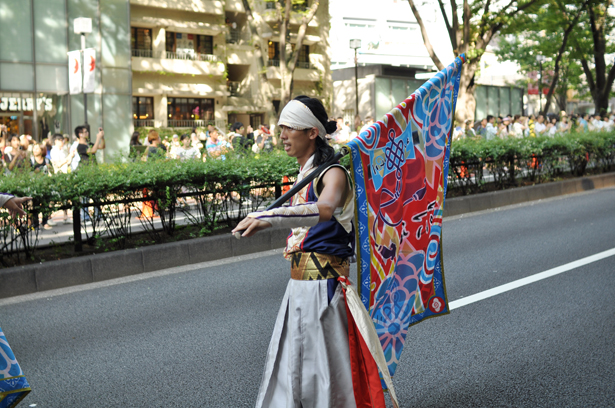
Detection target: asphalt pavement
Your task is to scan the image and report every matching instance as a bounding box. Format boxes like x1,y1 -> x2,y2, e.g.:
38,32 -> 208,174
1,187 -> 614,408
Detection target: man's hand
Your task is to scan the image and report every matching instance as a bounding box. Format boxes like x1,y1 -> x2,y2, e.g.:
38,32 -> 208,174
5,196 -> 32,218
231,217 -> 271,238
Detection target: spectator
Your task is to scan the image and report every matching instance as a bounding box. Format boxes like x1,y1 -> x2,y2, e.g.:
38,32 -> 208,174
360,116 -> 374,133
167,134 -> 180,159
546,117 -> 558,136
228,121 -> 253,154
527,114 -> 536,137
206,127 -> 230,159
331,117 -> 350,144
130,131 -> 142,146
144,130 -> 166,161
30,143 -> 50,175
70,126 -> 106,171
499,117 -> 511,137
558,114 -> 571,133
4,134 -> 28,173
475,118 -> 487,137
510,115 -> 526,138
176,133 -> 202,161
206,123 -> 215,139
252,125 -> 277,154
534,115 -> 547,135
49,133 -> 73,226
485,115 -> 497,140
19,134 -> 32,155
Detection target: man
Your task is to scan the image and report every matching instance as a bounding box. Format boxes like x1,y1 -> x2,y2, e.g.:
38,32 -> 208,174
534,114 -> 547,135
228,121 -> 253,154
205,127 -> 230,159
233,96 -> 359,408
252,125 -> 277,154
70,125 -> 105,171
70,125 -> 105,223
485,115 -> 498,140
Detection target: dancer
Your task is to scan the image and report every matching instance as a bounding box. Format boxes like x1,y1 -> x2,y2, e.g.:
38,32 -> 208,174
233,96 -> 396,408
0,193 -> 32,408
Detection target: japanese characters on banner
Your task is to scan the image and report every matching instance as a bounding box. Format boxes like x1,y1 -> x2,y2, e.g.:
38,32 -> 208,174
67,48 -> 96,94
83,48 -> 96,93
68,50 -> 82,95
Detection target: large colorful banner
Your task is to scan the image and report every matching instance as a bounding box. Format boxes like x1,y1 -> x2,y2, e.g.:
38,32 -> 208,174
347,55 -> 465,378
1,327 -> 31,408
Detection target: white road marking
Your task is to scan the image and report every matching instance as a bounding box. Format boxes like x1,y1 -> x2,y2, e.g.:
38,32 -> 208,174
449,247 -> 615,310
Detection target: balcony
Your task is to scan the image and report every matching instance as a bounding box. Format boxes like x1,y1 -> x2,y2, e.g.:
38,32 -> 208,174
267,60 -> 311,69
132,50 -> 225,76
134,119 -> 155,127
165,51 -> 220,63
132,49 -> 153,58
167,119 -> 227,129
129,0 -> 224,15
226,27 -> 251,45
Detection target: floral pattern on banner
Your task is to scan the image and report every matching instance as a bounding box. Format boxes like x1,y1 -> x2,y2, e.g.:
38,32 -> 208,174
347,55 -> 465,378
1,327 -> 31,408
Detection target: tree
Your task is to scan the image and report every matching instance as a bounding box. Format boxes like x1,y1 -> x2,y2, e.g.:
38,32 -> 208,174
572,0 -> 615,115
273,0 -> 321,114
496,0 -> 588,115
407,0 -> 542,122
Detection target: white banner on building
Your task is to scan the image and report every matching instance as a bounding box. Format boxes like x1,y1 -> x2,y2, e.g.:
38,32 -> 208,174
68,50 -> 82,95
83,48 -> 96,93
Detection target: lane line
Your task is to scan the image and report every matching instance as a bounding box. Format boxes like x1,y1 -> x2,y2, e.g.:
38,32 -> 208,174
449,247 -> 615,310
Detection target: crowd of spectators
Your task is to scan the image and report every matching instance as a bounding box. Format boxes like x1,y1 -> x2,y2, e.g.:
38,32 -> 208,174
453,111 -> 615,141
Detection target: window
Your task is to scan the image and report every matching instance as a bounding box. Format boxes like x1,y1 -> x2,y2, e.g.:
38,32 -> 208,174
196,35 -> 213,55
133,96 -> 154,120
131,27 -> 152,55
167,98 -> 214,121
268,42 -> 309,67
166,31 -> 176,53
343,18 -> 376,29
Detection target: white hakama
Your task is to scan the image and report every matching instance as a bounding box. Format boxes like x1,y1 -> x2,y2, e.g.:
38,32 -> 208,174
255,279 -> 356,408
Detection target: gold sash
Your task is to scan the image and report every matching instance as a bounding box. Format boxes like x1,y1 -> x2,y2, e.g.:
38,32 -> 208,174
290,252 -> 350,281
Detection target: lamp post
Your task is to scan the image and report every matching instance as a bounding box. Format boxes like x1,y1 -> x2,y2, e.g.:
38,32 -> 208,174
536,55 -> 546,115
349,39 -> 361,129
74,17 -> 92,130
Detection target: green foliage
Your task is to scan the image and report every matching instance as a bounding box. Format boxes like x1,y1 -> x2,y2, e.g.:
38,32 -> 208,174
449,131 -> 615,194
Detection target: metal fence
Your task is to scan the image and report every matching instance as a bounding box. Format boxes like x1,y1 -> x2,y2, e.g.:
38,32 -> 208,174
166,120 -> 227,129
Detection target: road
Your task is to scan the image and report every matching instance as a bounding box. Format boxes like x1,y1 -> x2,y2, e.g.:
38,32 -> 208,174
1,187 -> 614,407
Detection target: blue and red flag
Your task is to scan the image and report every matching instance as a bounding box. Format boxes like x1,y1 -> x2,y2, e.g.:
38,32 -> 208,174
1,327 -> 31,408
347,55 -> 465,378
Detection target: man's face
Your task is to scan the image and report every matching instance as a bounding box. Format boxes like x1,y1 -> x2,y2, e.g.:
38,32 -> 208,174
481,119 -> 487,126
280,125 -> 315,158
79,128 -> 89,140
54,138 -> 64,148
537,116 -> 544,123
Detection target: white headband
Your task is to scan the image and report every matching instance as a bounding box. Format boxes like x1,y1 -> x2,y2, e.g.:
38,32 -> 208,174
278,100 -> 327,139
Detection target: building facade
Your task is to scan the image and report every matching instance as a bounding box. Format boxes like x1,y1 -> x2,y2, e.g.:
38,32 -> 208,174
0,0 -> 331,158
130,0 -> 331,132
0,0 -> 132,158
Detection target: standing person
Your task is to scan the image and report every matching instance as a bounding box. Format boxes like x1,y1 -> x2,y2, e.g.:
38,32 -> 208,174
4,134 -> 28,173
228,121 -> 253,154
50,134 -> 75,174
252,125 -> 277,154
510,115 -> 526,138
206,127 -> 230,159
485,115 -> 498,140
534,115 -> 547,136
331,117 -> 350,144
176,133 -> 201,161
70,126 -> 105,171
143,131 -> 166,161
70,125 -> 106,223
232,96 -> 363,408
29,143 -> 53,230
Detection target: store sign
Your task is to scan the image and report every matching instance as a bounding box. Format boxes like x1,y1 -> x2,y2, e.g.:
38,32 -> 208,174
0,97 -> 53,112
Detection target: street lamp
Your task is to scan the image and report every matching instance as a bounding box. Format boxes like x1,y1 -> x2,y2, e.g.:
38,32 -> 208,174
74,17 -> 92,128
536,55 -> 546,115
349,39 -> 361,129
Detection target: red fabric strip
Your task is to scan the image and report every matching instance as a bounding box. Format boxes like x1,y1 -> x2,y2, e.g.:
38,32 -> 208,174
343,287 -> 386,408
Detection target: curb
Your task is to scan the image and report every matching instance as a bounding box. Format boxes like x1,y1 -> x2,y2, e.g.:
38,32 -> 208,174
1,172 -> 614,299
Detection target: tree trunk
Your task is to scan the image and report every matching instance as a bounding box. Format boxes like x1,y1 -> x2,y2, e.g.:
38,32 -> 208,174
455,62 -> 478,123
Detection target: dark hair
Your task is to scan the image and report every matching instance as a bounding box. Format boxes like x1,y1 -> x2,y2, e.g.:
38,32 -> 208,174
293,95 -> 337,166
130,131 -> 141,146
8,134 -> 19,143
486,115 -> 494,122
53,133 -> 64,143
180,133 -> 190,142
74,125 -> 87,138
230,122 -> 244,132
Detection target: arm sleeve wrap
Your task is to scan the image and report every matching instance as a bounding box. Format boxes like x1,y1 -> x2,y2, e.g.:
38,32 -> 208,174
247,203 -> 319,229
0,193 -> 14,208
